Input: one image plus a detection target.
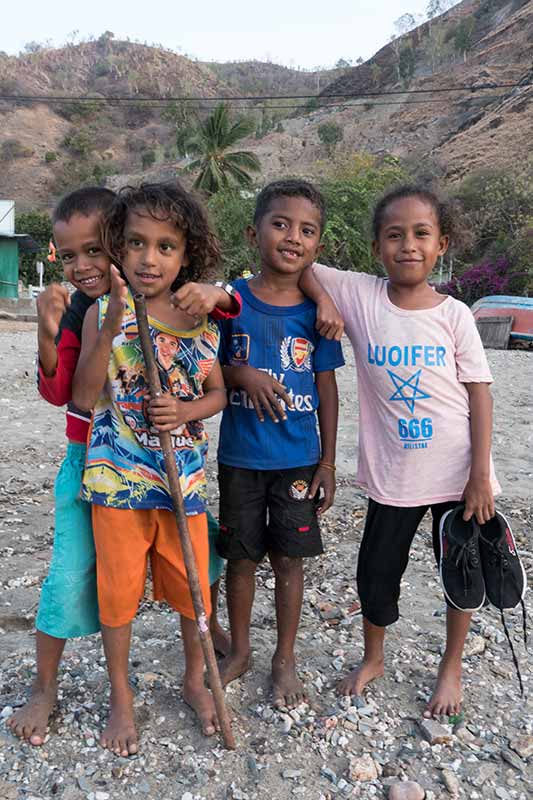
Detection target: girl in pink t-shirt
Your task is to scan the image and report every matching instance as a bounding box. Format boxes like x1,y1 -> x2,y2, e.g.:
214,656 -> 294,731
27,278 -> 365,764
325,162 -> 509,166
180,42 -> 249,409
304,185 -> 501,718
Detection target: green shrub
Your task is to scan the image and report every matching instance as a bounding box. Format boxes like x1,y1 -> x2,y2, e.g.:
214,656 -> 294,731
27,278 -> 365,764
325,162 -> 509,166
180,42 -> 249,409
207,188 -> 257,279
94,60 -> 111,77
44,151 -> 57,163
319,154 -> 408,272
62,129 -> 94,158
317,121 -> 343,152
141,149 -> 157,169
58,100 -> 102,121
15,211 -> 62,285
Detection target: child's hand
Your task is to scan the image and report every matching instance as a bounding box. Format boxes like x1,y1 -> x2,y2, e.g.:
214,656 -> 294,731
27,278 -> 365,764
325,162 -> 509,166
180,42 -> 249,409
36,284 -> 71,340
316,296 -> 344,341
462,476 -> 495,525
171,283 -> 220,318
308,464 -> 336,515
146,392 -> 190,432
102,265 -> 127,338
234,365 -> 294,423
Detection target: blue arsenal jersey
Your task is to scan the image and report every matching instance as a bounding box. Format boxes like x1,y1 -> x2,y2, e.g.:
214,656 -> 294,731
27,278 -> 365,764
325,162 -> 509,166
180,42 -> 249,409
217,278 -> 344,470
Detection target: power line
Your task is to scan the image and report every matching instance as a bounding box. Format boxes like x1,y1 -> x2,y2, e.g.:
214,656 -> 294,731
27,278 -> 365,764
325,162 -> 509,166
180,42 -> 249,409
0,94 -> 522,113
0,81 -> 530,106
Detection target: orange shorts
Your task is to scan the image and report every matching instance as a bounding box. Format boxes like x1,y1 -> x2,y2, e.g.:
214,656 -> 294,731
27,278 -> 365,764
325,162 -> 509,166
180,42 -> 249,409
92,506 -> 211,626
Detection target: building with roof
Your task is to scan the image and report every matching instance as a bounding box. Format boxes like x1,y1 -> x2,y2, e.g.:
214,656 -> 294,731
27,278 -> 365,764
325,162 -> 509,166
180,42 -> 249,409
0,200 -> 38,298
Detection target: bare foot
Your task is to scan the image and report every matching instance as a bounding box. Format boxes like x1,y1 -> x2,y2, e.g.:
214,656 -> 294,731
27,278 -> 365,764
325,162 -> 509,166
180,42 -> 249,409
210,620 -> 231,657
424,658 -> 462,718
218,651 -> 251,688
183,681 -> 219,736
100,688 -> 138,757
272,655 -> 307,709
336,658 -> 384,697
7,683 -> 57,746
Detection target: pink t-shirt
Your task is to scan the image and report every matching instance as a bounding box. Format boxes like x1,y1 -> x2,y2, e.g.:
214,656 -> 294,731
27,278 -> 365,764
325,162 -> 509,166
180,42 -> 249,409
313,264 -> 501,507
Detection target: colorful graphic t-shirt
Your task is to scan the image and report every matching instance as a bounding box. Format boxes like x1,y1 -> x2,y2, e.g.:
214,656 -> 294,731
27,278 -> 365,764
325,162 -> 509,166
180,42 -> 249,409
313,264 -> 501,506
217,278 -> 345,470
82,290 -> 220,515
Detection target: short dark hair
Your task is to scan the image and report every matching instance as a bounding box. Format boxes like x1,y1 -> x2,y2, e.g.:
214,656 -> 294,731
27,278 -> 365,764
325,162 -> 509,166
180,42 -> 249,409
372,184 -> 461,245
102,181 -> 221,290
52,186 -> 116,225
253,179 -> 326,233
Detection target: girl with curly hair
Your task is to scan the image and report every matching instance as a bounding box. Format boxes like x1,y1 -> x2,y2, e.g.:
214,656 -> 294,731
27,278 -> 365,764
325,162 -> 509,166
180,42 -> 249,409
72,182 -> 238,753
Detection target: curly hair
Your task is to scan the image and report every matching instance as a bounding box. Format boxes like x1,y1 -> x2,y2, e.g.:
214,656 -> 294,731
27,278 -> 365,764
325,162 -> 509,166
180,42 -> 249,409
372,184 -> 466,252
101,181 -> 221,291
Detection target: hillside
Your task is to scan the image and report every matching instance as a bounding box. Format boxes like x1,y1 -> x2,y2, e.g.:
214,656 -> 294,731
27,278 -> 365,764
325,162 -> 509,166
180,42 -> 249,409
0,0 -> 532,211
230,0 -> 533,184
0,38 -> 341,210
207,60 -> 346,97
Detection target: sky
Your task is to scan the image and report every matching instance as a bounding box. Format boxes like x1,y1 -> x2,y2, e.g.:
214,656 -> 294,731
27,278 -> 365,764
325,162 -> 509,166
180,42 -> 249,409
1,0 -> 434,70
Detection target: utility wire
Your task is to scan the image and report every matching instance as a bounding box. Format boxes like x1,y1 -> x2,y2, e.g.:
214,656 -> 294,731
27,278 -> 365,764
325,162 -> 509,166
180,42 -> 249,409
0,95 -> 522,111
0,80 -> 530,105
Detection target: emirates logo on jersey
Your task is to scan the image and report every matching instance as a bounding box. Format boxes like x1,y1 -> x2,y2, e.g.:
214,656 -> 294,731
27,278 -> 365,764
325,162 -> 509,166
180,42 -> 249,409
280,336 -> 313,372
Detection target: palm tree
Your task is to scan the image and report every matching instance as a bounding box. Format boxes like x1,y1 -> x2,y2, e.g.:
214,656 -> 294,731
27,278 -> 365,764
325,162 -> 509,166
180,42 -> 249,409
184,104 -> 261,195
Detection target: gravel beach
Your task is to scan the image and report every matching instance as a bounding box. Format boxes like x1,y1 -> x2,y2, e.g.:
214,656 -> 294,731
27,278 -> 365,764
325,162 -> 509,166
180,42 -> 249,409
0,321 -> 531,800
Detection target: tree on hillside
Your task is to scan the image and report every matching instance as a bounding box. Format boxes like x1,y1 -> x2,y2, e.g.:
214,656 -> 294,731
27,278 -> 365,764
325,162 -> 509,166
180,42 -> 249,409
394,13 -> 421,36
317,122 -> 343,155
426,0 -> 458,19
370,62 -> 382,87
184,104 -> 261,195
452,18 -> 476,62
398,44 -> 416,85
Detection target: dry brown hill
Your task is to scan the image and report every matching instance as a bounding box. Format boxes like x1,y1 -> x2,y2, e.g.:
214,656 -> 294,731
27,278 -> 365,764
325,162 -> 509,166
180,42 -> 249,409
0,37 -> 349,210
234,0 -> 532,184
0,0 -> 531,211
207,60 -> 345,97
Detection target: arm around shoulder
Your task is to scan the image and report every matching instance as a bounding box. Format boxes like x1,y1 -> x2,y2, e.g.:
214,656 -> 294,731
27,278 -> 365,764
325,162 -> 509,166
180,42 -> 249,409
299,265 -> 344,341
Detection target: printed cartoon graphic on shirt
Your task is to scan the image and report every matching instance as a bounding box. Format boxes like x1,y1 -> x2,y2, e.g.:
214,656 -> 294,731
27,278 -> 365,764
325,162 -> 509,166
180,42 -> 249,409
367,342 -> 447,451
82,292 -> 220,513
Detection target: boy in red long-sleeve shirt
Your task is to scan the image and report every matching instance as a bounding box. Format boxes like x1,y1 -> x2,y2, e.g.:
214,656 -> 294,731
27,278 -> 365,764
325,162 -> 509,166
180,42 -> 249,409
8,187 -> 117,746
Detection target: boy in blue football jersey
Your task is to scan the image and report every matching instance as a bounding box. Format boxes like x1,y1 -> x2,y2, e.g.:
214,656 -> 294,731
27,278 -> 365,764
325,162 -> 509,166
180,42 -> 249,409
217,180 -> 344,708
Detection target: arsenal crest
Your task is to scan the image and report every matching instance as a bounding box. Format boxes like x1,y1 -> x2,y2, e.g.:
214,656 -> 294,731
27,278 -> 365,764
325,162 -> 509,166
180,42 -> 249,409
289,479 -> 309,501
280,336 -> 313,372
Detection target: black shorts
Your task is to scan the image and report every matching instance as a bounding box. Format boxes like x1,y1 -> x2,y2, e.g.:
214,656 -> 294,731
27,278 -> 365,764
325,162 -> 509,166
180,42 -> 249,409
217,463 -> 324,562
357,498 -> 459,627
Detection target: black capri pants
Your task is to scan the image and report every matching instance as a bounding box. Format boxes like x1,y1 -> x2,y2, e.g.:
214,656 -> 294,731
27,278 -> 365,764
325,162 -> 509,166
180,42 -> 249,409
357,498 -> 458,627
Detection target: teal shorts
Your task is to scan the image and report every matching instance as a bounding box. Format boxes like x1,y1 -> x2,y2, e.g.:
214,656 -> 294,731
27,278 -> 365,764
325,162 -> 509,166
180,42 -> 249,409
36,443 -> 100,638
207,509 -> 225,585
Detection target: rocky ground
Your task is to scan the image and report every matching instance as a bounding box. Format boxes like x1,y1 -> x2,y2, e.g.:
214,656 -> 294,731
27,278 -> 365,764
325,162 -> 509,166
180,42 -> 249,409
0,321 -> 531,800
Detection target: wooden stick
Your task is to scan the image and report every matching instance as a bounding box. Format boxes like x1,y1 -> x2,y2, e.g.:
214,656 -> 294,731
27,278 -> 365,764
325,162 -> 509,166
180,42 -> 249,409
133,292 -> 235,750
